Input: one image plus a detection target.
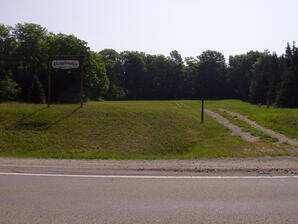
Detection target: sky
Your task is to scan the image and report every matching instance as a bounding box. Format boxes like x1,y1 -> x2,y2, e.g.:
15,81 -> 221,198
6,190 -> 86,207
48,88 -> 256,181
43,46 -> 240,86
1,0 -> 298,61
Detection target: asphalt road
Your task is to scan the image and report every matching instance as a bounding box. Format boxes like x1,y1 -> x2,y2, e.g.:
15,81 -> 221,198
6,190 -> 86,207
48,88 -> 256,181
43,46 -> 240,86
1,173 -> 298,224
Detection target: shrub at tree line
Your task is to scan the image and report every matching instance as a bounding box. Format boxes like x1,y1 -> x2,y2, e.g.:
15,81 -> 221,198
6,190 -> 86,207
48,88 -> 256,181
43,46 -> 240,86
0,23 -> 297,107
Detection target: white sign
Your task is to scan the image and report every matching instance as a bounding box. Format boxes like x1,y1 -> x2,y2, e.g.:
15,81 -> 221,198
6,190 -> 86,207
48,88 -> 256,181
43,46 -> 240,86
52,60 -> 79,69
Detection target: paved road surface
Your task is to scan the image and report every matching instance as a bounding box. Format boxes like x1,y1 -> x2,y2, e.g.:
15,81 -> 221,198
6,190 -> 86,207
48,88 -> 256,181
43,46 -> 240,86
1,173 -> 298,224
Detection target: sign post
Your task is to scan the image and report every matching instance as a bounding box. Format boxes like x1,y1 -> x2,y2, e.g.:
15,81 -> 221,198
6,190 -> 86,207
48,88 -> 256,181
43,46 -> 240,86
48,62 -> 51,108
201,97 -> 204,123
48,56 -> 84,108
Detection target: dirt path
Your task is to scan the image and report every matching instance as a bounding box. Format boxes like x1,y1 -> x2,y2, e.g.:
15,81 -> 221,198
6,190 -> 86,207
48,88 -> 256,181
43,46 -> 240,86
220,109 -> 298,147
204,109 -> 259,142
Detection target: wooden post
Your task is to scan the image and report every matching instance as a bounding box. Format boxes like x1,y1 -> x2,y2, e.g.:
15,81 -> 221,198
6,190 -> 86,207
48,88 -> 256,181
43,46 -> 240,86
48,61 -> 51,107
80,69 -> 83,108
201,97 -> 204,123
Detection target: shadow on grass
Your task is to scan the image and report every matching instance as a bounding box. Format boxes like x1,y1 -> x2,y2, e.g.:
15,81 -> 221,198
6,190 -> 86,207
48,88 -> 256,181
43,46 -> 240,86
6,107 -> 48,130
44,106 -> 81,130
7,106 -> 81,131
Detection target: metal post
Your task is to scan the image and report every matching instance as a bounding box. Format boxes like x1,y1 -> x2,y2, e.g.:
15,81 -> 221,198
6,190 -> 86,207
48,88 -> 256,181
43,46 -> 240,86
48,61 -> 51,107
201,97 -> 204,123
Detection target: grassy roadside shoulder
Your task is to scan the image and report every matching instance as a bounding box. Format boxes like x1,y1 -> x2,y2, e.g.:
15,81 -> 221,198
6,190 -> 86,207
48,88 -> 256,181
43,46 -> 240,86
0,101 -> 296,159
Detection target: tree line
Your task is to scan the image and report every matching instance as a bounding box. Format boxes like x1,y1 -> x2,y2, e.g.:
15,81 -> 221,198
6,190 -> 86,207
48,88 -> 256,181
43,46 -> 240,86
0,23 -> 297,107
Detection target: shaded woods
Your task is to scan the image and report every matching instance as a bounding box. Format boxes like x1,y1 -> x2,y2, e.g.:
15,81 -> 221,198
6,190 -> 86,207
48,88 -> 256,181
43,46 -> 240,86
1,23 -> 297,107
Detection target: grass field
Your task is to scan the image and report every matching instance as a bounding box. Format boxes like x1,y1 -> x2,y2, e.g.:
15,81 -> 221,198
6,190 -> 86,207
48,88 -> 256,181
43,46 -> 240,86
0,100 -> 297,159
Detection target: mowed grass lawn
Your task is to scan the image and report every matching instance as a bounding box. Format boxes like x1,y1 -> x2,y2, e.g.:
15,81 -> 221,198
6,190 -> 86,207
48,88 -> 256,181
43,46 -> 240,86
0,100 -> 296,159
205,100 -> 298,139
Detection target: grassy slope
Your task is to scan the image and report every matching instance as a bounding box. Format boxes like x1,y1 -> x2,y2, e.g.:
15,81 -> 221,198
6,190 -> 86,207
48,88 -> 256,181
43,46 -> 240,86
0,101 -> 295,159
205,100 -> 298,139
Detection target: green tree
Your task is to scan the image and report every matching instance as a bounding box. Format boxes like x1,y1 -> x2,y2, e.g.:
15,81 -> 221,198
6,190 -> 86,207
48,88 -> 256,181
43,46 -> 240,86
12,23 -> 48,101
47,33 -> 89,56
276,43 -> 298,107
106,84 -> 127,99
249,52 -> 281,105
0,24 -> 17,81
196,50 -> 227,99
185,56 -> 200,98
120,51 -> 147,99
227,51 -> 262,100
144,54 -> 172,99
276,69 -> 298,107
99,49 -> 126,99
27,75 -> 45,103
84,51 -> 110,100
168,50 -> 186,99
0,76 -> 21,102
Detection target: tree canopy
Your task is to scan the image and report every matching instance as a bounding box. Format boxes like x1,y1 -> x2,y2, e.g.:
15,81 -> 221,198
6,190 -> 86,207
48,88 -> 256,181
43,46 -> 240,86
0,23 -> 297,107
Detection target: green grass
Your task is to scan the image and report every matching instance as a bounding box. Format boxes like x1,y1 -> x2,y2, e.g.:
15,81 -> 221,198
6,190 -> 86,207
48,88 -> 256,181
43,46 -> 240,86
205,100 -> 298,139
0,100 -> 296,159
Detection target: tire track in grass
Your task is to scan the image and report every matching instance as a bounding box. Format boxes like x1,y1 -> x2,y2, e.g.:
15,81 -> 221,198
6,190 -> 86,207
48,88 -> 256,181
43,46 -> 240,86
220,109 -> 298,147
204,109 -> 259,142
